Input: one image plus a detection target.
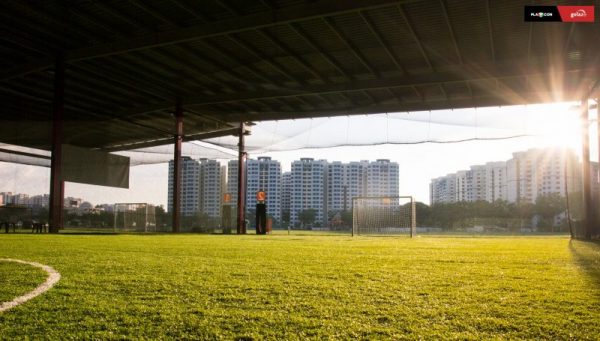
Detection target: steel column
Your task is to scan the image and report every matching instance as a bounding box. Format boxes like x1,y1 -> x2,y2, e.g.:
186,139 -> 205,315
581,98 -> 592,240
596,97 -> 600,238
49,55 -> 65,234
237,122 -> 246,234
172,101 -> 183,233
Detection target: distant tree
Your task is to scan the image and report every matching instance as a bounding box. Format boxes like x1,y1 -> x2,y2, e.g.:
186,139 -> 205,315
298,209 -> 316,228
430,202 -> 468,230
327,211 -> 342,229
281,210 -> 290,226
535,193 -> 566,232
341,210 -> 353,228
32,207 -> 49,222
414,202 -> 431,226
84,211 -> 113,228
473,200 -> 494,218
492,200 -> 512,219
184,211 -> 212,232
428,199 -> 535,231
155,205 -> 166,224
512,201 -> 535,231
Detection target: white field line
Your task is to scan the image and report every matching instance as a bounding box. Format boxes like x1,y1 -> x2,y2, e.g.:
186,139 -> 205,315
0,258 -> 61,312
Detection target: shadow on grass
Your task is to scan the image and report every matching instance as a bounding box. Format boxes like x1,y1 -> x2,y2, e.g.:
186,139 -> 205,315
569,239 -> 600,289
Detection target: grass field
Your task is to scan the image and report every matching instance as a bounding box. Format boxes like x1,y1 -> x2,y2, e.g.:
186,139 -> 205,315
0,234 -> 599,339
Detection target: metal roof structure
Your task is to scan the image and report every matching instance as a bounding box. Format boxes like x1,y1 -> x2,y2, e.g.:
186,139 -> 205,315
1,0 -> 598,152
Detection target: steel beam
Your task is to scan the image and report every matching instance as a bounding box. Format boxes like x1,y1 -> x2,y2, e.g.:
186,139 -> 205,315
199,40 -> 278,86
237,122 -> 247,234
168,0 -> 207,20
485,0 -> 496,62
359,11 -> 406,75
49,55 -> 65,234
203,93 -> 580,122
227,34 -> 303,85
110,66 -> 597,116
289,23 -> 351,80
130,0 -> 178,27
103,126 -> 238,152
172,101 -> 183,233
258,29 -> 325,83
440,0 -> 463,65
323,17 -> 378,77
581,98 -> 592,240
2,0 -> 402,81
397,4 -> 433,70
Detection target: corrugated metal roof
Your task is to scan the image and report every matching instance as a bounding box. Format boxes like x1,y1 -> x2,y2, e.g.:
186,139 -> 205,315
0,0 -> 597,152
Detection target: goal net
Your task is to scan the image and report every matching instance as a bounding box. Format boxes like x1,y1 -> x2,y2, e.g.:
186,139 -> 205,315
352,196 -> 416,237
113,203 -> 157,232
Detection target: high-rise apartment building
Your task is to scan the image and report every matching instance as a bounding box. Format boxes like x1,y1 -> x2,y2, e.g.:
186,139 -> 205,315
178,157 -> 400,228
246,157 -> 282,221
198,158 -> 222,218
290,158 -> 327,227
327,161 -> 346,213
344,161 -> 368,210
0,192 -> 13,205
168,157 -> 200,216
226,160 -> 239,206
430,173 -> 457,204
430,148 -> 580,205
507,148 -> 578,203
470,165 -> 487,202
281,172 -> 291,219
29,194 -> 49,208
0,192 -> 25,206
455,170 -> 470,202
227,158 -> 283,222
220,165 -> 228,203
294,158 -> 399,227
168,157 -> 223,218
366,159 -> 399,198
485,162 -> 508,202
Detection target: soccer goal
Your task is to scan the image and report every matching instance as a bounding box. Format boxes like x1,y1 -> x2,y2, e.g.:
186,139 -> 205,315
352,196 -> 416,237
113,203 -> 157,232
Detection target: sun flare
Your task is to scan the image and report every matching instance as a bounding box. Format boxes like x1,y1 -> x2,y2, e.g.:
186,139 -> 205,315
524,102 -> 591,154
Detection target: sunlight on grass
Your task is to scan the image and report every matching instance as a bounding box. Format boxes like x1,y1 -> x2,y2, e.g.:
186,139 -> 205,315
0,234 -> 598,339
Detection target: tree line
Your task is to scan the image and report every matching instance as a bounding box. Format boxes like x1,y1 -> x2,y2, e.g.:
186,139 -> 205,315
417,193 -> 570,232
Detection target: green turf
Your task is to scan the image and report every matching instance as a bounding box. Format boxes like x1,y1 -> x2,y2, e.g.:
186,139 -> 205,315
0,234 -> 598,339
0,261 -> 47,303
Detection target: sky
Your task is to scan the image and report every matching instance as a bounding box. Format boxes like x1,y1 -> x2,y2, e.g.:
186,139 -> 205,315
1,101 -> 597,207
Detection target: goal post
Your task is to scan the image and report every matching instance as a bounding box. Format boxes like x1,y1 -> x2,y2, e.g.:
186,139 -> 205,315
113,203 -> 156,232
352,196 -> 416,237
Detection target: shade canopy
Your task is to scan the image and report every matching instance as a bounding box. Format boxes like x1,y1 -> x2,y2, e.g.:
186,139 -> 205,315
1,0 -> 598,153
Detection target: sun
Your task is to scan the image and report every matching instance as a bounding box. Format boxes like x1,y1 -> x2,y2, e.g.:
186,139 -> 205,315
525,102 -> 587,153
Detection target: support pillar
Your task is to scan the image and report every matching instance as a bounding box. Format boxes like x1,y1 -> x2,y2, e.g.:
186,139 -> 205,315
49,55 -> 65,234
596,97 -> 600,238
237,122 -> 246,234
172,101 -> 183,233
591,97 -> 600,239
581,98 -> 592,240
